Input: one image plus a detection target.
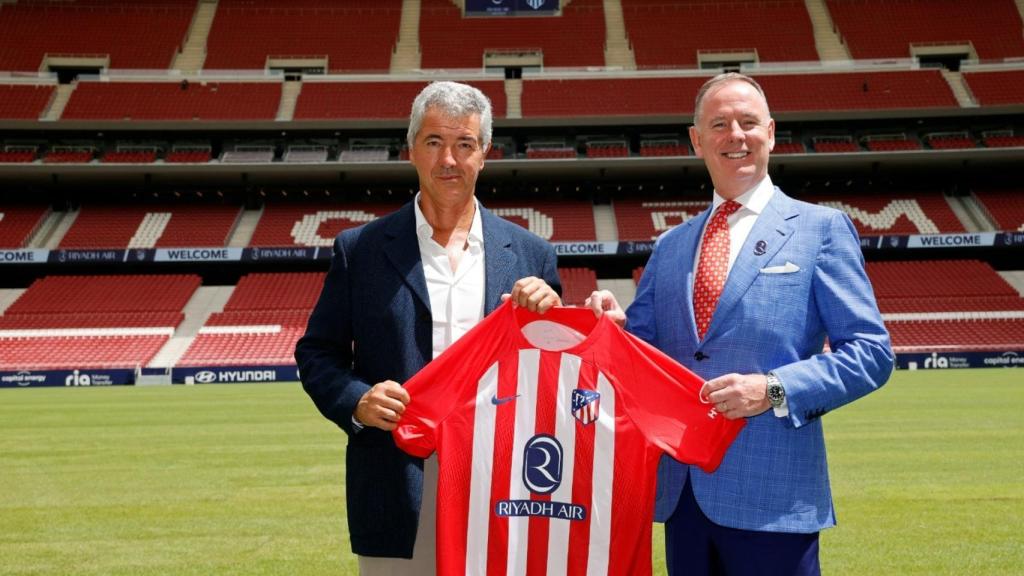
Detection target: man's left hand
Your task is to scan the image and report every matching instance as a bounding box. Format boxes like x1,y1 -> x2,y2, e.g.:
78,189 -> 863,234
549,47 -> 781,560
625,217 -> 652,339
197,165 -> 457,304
702,373 -> 771,420
502,276 -> 561,313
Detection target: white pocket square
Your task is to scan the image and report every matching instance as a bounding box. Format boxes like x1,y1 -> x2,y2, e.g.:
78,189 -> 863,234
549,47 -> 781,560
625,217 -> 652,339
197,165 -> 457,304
759,261 -> 800,274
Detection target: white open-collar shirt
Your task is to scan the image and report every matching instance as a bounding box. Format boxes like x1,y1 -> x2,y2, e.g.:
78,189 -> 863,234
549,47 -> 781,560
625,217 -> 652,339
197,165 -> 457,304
413,193 -> 486,359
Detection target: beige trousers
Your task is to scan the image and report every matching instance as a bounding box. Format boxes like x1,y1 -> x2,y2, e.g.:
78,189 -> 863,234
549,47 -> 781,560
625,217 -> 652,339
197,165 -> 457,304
357,455 -> 438,576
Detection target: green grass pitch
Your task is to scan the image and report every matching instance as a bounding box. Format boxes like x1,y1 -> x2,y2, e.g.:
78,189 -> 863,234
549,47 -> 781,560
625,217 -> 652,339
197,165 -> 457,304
1,369 -> 1021,575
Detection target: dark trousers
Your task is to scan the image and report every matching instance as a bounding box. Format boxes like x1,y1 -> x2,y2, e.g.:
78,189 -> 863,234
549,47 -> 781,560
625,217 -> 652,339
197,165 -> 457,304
664,479 -> 821,576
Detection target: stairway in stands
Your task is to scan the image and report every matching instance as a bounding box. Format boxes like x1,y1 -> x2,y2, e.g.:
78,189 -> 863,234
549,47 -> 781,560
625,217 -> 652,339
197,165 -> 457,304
804,0 -> 850,62
603,0 -> 636,69
391,0 -> 422,71
174,0 -> 218,73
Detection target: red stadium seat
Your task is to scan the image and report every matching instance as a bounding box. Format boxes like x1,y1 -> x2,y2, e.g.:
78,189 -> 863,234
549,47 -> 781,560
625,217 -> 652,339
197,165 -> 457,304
622,0 -> 818,67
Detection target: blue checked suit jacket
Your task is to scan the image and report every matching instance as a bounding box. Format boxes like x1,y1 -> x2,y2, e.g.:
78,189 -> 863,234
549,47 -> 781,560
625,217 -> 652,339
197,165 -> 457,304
295,201 -> 561,558
627,188 -> 893,533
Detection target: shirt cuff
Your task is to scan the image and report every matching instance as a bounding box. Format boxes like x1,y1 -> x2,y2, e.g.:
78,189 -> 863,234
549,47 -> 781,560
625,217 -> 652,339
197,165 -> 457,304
772,399 -> 789,418
351,414 -> 365,433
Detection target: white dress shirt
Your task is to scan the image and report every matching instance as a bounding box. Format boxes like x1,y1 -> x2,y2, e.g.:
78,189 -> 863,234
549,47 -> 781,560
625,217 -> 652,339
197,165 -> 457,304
692,175 -> 789,417
413,193 -> 486,359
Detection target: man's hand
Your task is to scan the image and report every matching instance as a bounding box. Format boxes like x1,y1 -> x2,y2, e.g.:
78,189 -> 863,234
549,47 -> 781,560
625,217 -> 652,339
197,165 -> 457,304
701,373 -> 771,420
502,276 -> 561,313
354,380 -> 411,431
584,289 -> 626,327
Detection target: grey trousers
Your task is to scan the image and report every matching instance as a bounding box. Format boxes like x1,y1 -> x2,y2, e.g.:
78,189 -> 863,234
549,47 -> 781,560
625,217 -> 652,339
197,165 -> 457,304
358,454 -> 438,576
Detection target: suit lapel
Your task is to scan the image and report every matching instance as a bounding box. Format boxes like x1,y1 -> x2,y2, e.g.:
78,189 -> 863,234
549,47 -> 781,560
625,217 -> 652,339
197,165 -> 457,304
706,189 -> 798,337
382,202 -> 431,312
481,205 -> 517,314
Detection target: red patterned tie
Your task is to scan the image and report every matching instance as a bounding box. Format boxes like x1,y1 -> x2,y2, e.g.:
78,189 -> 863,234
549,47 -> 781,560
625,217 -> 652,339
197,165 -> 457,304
694,200 -> 741,340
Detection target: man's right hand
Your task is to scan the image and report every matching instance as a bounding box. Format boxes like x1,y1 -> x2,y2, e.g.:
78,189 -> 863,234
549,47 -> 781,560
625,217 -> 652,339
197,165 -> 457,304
354,380 -> 411,431
585,290 -> 626,327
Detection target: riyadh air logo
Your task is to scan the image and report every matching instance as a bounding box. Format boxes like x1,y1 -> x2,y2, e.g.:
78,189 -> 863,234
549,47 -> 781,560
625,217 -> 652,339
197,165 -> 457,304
571,389 -> 600,426
523,434 -> 562,495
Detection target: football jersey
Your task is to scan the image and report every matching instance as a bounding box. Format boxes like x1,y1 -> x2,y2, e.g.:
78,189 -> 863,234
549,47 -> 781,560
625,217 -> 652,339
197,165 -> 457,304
393,301 -> 745,576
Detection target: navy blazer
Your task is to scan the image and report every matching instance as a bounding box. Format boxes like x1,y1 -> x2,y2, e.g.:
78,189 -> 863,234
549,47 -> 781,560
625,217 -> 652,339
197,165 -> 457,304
295,201 -> 561,558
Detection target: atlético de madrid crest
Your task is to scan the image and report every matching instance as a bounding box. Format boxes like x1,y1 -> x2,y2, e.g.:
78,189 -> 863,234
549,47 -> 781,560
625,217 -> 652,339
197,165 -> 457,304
571,389 -> 601,426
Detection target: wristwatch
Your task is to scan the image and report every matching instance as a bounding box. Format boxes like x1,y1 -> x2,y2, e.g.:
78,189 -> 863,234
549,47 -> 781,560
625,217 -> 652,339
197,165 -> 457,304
766,372 -> 786,409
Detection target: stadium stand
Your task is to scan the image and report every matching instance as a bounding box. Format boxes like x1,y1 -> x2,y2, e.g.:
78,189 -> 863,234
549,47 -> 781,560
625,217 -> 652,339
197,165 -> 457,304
43,150 -> 93,163
869,260 -> 1024,352
294,80 -> 507,120
614,198 -> 710,241
886,319 -> 1024,352
522,70 -> 958,117
868,260 -> 1018,301
204,1 -> 401,72
0,150 -> 37,163
58,205 -> 240,248
814,194 -> 964,235
983,134 -> 1024,148
522,77 -> 704,117
419,0 -> 605,69
249,203 -> 402,247
0,336 -> 174,370
772,141 -> 807,154
177,272 -> 322,366
6,274 -> 199,315
0,0 -> 195,71
974,190 -> 1024,231
558,267 -> 599,307
525,145 -> 577,159
812,139 -> 861,153
864,137 -> 922,152
0,274 -> 199,370
61,81 -> 282,121
640,141 -> 689,157
0,205 -> 49,248
622,0 -> 818,67
487,201 -> 597,242
926,134 -> 975,149
0,84 -> 55,119
754,71 -> 959,112
585,142 -> 630,158
101,150 -> 158,163
962,70 -> 1024,107
165,149 -> 212,163
826,0 -> 1024,60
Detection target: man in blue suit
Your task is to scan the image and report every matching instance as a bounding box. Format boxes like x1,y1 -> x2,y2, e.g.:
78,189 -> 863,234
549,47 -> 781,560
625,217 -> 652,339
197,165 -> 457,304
588,73 -> 893,575
296,81 -> 561,575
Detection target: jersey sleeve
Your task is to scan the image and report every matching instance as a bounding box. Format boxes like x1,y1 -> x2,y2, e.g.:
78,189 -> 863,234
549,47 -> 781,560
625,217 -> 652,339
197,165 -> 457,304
614,328 -> 745,473
392,302 -> 512,458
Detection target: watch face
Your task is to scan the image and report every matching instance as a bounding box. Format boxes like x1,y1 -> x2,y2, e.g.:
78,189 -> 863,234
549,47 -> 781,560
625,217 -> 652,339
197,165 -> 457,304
768,384 -> 784,406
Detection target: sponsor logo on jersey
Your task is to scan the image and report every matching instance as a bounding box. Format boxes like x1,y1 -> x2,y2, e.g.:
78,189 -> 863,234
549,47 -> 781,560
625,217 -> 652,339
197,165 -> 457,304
571,389 -> 600,426
491,393 -> 520,406
523,434 -> 562,494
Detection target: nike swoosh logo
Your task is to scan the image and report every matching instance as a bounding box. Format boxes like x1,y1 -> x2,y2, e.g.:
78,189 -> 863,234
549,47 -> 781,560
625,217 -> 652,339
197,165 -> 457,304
491,393 -> 520,406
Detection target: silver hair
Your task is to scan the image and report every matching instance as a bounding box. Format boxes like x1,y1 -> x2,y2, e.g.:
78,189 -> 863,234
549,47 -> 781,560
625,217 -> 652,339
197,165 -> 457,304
693,72 -> 770,126
407,81 -> 493,151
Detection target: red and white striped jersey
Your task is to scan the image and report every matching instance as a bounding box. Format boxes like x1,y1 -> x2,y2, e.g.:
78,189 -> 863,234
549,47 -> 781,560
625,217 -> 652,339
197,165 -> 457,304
394,301 -> 745,576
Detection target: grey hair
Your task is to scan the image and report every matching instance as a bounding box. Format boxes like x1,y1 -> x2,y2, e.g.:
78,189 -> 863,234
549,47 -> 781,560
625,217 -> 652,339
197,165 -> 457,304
693,72 -> 770,126
407,81 -> 493,151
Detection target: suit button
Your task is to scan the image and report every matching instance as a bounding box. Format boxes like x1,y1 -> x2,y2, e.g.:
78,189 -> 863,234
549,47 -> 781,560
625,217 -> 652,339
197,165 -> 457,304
694,351 -> 708,361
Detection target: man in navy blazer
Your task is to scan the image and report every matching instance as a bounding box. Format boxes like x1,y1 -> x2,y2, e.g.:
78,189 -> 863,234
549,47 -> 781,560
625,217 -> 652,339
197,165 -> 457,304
296,82 -> 561,574
588,73 -> 893,574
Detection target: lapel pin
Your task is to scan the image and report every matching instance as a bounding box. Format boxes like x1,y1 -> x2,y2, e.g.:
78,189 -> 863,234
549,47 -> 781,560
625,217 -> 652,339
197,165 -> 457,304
754,240 -> 767,256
